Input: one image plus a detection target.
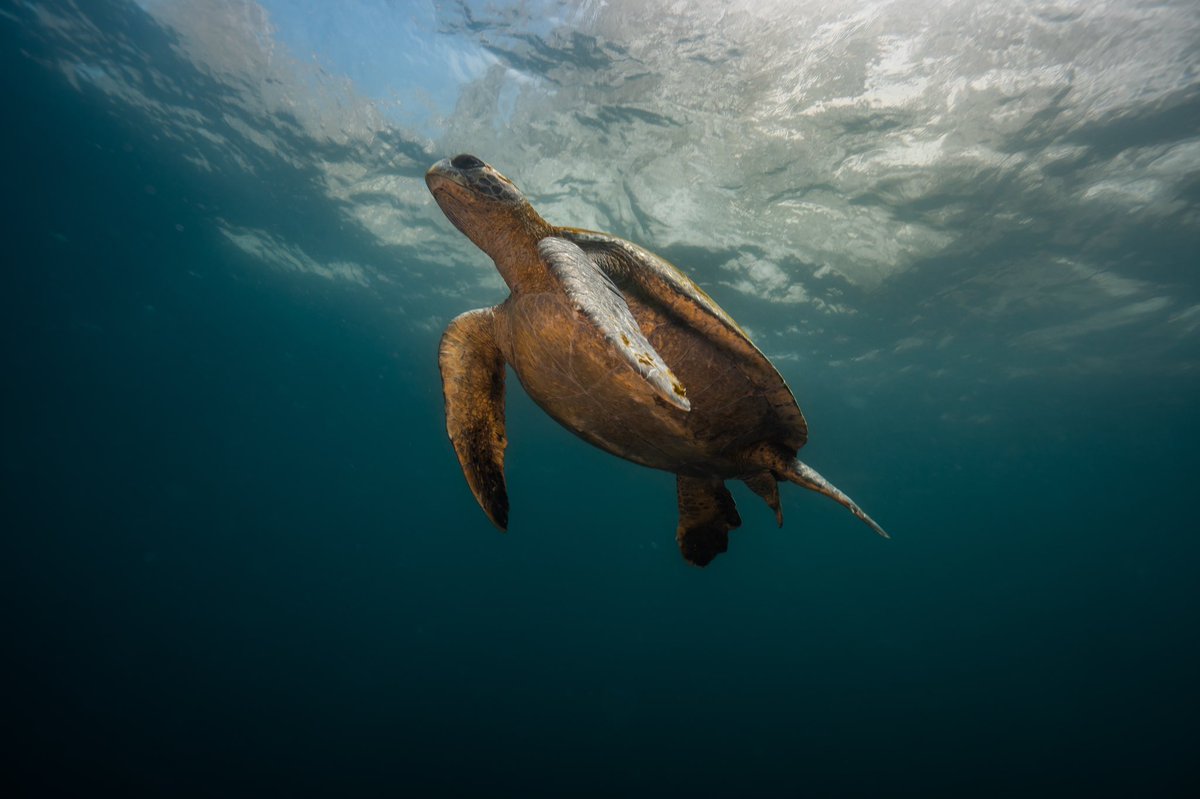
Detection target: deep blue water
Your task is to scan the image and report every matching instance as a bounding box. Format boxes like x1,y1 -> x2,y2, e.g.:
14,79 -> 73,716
4,1 -> 1200,796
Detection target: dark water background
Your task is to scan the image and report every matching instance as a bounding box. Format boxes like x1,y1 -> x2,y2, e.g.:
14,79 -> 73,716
4,1 -> 1199,796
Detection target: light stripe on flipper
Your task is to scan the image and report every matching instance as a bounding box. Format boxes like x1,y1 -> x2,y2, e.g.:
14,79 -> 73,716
558,228 -> 807,448
538,236 -> 690,411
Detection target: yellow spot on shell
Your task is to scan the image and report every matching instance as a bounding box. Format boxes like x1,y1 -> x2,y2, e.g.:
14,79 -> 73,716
620,334 -> 631,346
673,384 -> 687,397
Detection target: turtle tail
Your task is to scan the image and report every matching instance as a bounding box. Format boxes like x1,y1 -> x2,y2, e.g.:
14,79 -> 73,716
748,445 -> 889,539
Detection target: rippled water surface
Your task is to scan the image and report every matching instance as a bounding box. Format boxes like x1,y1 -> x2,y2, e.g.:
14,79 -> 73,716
5,1 -> 1199,795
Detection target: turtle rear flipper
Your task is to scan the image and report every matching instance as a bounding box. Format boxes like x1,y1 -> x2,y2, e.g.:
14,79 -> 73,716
775,454 -> 889,539
675,475 -> 742,567
440,308 -> 509,529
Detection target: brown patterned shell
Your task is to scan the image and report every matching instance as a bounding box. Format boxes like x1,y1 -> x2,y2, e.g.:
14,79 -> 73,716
556,226 -> 809,453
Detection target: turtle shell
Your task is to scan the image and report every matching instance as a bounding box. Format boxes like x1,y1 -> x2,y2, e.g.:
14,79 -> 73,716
556,226 -> 809,453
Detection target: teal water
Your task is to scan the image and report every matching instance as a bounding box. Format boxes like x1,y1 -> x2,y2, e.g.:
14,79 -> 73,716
4,1 -> 1199,796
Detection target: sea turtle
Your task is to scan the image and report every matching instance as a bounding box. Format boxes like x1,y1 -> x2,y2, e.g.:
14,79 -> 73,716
427,153 -> 887,566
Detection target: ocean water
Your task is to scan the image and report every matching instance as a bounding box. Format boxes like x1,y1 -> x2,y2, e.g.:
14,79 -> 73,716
4,0 -> 1199,795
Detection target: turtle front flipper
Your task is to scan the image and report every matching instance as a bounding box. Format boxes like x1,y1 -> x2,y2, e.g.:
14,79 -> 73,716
537,237 -> 691,412
440,308 -> 509,529
676,475 -> 742,567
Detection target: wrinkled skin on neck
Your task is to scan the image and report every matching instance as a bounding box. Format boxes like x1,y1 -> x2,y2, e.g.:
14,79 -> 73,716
425,156 -> 553,292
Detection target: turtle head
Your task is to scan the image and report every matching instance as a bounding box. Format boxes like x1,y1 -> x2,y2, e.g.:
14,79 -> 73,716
426,155 -> 551,262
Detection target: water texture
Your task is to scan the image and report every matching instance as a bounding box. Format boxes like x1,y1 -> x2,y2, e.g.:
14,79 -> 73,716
4,1 -> 1199,795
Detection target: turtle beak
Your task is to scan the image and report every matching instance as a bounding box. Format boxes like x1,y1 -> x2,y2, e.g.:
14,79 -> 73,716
425,158 -> 463,191
425,160 -> 475,238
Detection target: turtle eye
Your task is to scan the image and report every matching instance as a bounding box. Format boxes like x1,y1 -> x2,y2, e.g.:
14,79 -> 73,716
451,154 -> 485,170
